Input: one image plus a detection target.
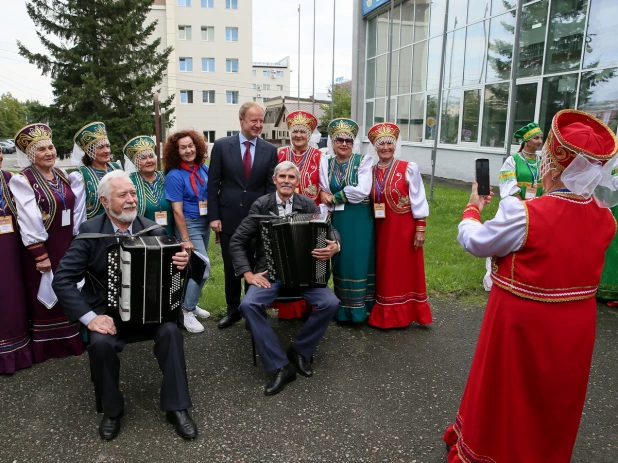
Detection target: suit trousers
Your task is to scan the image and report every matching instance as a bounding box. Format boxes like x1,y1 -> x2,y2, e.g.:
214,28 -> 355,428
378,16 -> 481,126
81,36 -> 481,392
239,282 -> 340,372
220,232 -> 242,315
88,321 -> 192,417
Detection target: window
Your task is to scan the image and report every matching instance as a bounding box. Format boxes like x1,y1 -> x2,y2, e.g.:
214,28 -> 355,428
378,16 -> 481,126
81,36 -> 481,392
252,70 -> 256,76
252,84 -> 257,89
579,68 -> 618,133
377,11 -> 389,55
180,90 -> 193,104
375,98 -> 385,124
440,89 -> 461,144
226,59 -> 238,73
178,26 -> 192,40
426,37 -> 443,91
366,58 -> 376,98
226,27 -> 238,42
492,0 -> 515,17
226,91 -> 239,104
539,74 -> 577,137
203,131 -> 215,142
443,29 -> 465,88
467,0 -> 490,24
486,12 -> 515,83
414,0 -> 429,42
226,0 -> 237,9
545,0 -> 587,73
583,0 -> 618,70
202,90 -> 215,103
276,85 -> 283,91
397,95 -> 411,141
461,90 -> 481,143
276,71 -> 283,77
202,58 -> 215,72
512,83 -> 538,143
463,21 -> 487,86
263,84 -> 270,90
227,131 -> 240,136
410,94 -> 424,142
429,0 -> 446,38
376,54 -> 387,97
448,0 -> 467,30
390,50 -> 399,97
425,94 -> 438,140
365,101 -> 374,129
412,41 -> 428,93
201,26 -> 214,41
518,0 -> 548,78
179,57 -> 193,72
178,0 -> 191,6
398,46 -> 412,95
367,17 -> 377,59
481,83 -> 509,148
400,1 -> 414,47
263,71 -> 269,77
201,0 -> 213,7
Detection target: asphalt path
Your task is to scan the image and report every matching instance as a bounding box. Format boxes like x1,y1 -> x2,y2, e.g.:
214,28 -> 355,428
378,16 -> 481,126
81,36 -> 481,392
0,298 -> 616,463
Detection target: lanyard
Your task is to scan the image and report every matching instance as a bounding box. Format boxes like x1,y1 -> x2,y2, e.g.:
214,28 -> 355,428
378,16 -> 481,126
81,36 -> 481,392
0,187 -> 6,215
36,168 -> 67,210
374,160 -> 394,204
521,153 -> 538,187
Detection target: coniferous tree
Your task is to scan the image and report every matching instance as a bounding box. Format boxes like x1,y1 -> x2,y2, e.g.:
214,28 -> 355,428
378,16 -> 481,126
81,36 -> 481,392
18,0 -> 173,158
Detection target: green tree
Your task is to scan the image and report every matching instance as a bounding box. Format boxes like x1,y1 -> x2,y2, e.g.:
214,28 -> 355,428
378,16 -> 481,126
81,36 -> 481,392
0,93 -> 28,138
18,0 -> 173,158
319,84 -> 352,132
24,99 -> 51,125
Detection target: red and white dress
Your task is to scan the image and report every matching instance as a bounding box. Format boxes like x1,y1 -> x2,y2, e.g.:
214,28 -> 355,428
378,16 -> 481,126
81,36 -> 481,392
369,159 -> 432,328
273,146 -> 323,319
444,192 -> 616,463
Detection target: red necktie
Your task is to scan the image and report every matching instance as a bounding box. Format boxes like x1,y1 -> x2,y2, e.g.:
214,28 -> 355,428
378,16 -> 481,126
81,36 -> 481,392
243,141 -> 252,180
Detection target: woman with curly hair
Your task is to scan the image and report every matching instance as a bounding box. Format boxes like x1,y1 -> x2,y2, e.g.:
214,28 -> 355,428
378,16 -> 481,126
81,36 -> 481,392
164,130 -> 211,333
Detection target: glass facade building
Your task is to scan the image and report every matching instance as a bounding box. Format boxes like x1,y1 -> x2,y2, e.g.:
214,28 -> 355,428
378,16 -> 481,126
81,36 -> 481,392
353,0 -> 618,180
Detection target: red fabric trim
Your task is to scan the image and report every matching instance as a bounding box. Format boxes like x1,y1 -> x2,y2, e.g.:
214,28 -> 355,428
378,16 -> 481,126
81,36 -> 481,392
462,204 -> 481,222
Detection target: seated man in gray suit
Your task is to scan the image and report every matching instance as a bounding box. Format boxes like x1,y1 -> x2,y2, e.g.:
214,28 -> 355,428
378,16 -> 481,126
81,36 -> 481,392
229,161 -> 341,396
52,171 -> 196,441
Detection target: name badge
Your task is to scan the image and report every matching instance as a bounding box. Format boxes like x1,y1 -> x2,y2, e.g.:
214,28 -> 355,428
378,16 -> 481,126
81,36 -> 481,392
61,209 -> 71,227
199,200 -> 208,216
155,211 -> 168,226
374,203 -> 386,218
334,203 -> 345,212
0,215 -> 14,234
525,189 -> 536,200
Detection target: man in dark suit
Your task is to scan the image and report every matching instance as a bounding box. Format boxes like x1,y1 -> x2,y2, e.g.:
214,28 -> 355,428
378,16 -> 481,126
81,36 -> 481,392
52,171 -> 197,441
229,161 -> 341,395
209,101 -> 278,329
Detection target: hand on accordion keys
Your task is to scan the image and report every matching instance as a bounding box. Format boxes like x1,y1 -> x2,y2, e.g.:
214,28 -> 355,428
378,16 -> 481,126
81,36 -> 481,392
311,239 -> 339,261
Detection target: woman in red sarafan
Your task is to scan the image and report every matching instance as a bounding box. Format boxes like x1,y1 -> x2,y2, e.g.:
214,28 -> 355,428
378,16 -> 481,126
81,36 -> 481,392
444,109 -> 618,463
367,122 -> 432,329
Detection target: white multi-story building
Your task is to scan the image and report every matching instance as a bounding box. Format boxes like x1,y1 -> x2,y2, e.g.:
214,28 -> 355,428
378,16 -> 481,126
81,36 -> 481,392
148,1 -> 289,143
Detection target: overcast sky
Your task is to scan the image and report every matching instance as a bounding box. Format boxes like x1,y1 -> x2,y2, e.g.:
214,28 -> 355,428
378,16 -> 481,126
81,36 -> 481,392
0,0 -> 353,105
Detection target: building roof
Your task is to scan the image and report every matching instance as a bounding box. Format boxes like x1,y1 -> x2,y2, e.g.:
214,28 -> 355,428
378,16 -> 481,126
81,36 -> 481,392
273,101 -> 329,128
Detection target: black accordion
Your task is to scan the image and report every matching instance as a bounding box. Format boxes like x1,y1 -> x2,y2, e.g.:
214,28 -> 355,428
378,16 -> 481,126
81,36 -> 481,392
260,213 -> 331,288
107,236 -> 183,325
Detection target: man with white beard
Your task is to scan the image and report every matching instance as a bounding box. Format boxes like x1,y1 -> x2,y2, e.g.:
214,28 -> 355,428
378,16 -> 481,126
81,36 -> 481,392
52,170 -> 198,441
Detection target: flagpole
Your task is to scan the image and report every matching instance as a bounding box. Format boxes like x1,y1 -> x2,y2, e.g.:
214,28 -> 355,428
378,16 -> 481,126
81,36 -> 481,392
331,0 -> 336,120
312,0 -> 316,114
298,4 -> 301,109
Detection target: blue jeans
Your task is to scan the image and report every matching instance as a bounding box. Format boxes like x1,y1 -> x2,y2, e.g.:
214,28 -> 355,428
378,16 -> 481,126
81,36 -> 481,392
177,216 -> 211,312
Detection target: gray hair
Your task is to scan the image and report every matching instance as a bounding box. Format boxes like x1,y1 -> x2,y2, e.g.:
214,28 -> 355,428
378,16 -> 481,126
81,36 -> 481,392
273,161 -> 300,178
239,101 -> 264,119
98,170 -> 131,200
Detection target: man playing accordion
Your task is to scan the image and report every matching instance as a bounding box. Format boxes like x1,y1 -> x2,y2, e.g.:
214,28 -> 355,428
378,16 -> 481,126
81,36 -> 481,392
230,161 -> 341,395
52,171 -> 197,441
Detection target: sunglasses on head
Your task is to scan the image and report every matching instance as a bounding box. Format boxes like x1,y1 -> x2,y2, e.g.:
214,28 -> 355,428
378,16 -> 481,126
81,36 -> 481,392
334,138 -> 353,145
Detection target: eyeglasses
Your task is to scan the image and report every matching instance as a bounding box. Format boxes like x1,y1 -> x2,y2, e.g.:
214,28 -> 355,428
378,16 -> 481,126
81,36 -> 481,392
334,138 -> 353,145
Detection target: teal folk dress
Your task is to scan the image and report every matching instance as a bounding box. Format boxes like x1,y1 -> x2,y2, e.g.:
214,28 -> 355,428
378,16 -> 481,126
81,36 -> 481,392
598,164 -> 618,300
130,171 -> 175,236
321,153 -> 375,322
69,161 -> 123,221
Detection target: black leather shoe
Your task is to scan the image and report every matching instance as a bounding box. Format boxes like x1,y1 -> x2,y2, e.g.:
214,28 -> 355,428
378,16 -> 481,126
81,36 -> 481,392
166,410 -> 198,440
264,364 -> 296,396
287,345 -> 313,377
99,411 -> 122,441
218,312 -> 242,329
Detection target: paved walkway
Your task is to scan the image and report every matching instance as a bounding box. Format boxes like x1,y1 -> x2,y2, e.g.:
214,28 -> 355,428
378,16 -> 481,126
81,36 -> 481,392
0,298 -> 616,462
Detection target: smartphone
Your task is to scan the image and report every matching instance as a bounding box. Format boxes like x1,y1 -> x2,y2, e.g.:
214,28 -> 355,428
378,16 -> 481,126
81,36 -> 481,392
475,158 -> 490,196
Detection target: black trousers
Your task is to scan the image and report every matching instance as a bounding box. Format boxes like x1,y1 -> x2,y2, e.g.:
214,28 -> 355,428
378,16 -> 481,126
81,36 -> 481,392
88,321 -> 191,417
220,232 -> 242,316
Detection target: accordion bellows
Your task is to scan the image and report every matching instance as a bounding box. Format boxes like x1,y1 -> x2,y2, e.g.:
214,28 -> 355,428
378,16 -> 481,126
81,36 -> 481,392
260,213 -> 331,288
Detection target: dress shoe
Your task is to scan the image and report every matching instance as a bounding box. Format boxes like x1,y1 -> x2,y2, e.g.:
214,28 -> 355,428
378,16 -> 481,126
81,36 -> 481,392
287,345 -> 313,377
218,312 -> 242,329
264,364 -> 296,396
166,410 -> 198,440
99,411 -> 123,441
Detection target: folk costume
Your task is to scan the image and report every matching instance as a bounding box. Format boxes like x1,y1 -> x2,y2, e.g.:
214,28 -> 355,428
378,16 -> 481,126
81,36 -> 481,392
274,110 -> 323,319
367,123 -> 432,329
69,122 -> 122,223
0,169 -> 33,373
444,110 -> 618,463
9,124 -> 85,364
124,136 -> 175,236
319,118 -> 375,322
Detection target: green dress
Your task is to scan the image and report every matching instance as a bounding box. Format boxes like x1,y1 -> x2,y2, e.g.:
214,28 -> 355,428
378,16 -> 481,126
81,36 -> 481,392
327,153 -> 375,322
78,161 -> 123,219
598,203 -> 618,300
129,171 -> 175,236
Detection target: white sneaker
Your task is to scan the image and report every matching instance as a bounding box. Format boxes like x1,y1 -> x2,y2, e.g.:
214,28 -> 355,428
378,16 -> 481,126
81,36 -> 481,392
193,306 -> 211,319
183,311 -> 205,333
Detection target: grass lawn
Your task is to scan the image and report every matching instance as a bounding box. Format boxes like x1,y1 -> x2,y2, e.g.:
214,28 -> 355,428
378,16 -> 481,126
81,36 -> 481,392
199,183 -> 499,318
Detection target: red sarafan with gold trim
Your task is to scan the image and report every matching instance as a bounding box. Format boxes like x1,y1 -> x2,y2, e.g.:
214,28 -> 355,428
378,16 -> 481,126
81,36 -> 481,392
543,109 -> 618,171
371,159 -> 411,213
367,122 -> 400,145
277,146 -> 322,204
285,110 -> 318,133
491,193 -> 616,302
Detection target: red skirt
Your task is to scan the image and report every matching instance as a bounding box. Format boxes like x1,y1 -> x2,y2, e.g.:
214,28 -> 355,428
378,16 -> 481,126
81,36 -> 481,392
368,210 -> 432,328
444,285 -> 596,463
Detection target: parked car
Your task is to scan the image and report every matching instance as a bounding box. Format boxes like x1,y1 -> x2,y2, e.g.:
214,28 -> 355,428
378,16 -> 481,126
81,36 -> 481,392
0,141 -> 16,154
